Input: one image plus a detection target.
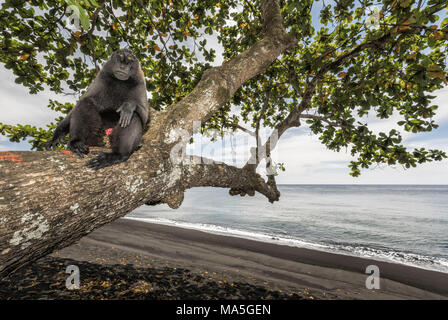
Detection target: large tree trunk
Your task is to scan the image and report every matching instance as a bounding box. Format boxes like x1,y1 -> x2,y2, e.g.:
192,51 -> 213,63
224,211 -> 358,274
0,0 -> 295,277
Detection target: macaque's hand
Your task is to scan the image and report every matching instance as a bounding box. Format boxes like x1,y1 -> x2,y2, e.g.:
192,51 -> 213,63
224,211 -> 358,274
117,102 -> 136,127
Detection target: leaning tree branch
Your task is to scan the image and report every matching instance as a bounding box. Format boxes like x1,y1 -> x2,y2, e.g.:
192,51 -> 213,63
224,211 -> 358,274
0,0 -> 296,277
299,114 -> 343,127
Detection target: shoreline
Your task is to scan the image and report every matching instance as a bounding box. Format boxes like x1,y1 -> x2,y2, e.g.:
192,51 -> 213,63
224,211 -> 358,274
49,218 -> 448,299
124,216 -> 448,274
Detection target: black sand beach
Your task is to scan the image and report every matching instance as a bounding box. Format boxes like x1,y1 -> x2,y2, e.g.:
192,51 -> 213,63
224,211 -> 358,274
1,218 -> 447,300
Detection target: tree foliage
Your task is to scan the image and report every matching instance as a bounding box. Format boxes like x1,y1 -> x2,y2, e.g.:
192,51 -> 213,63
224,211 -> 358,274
0,0 -> 447,176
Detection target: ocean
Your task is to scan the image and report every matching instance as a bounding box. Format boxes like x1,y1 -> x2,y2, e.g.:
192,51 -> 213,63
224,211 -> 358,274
126,185 -> 448,273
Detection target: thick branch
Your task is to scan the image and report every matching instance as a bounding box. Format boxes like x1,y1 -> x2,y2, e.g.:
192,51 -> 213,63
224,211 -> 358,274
183,156 -> 280,203
157,0 -> 296,141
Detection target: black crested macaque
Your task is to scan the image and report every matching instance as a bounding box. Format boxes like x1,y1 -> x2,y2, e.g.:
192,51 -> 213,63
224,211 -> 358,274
46,49 -> 149,169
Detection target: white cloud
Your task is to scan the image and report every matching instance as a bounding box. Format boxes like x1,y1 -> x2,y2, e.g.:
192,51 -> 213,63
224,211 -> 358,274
0,66 -> 69,127
273,129 -> 448,184
364,87 -> 448,141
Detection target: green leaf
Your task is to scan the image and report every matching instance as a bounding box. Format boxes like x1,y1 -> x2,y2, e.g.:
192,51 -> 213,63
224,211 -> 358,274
399,0 -> 411,8
78,5 -> 90,30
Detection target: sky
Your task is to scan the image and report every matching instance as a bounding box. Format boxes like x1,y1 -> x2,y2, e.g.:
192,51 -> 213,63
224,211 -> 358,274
1,1 -> 447,184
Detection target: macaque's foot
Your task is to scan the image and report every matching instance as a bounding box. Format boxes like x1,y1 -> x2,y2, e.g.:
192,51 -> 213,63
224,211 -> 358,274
86,152 -> 129,170
68,141 -> 90,158
45,137 -> 63,150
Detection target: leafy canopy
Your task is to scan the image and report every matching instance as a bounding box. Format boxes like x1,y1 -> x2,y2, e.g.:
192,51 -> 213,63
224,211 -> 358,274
0,0 -> 447,176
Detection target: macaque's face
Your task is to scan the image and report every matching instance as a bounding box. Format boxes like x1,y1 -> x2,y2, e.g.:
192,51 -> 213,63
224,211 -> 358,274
111,50 -> 138,81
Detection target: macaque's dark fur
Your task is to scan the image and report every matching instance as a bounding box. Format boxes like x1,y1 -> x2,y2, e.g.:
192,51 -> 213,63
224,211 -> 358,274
46,49 -> 149,169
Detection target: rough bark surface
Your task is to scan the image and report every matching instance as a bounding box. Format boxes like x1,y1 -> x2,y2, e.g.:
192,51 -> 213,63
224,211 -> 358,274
0,0 -> 296,277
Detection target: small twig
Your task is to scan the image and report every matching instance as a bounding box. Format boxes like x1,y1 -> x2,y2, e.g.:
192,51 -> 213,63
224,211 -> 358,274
107,1 -> 131,47
136,0 -> 175,65
243,0 -> 262,20
255,84 -> 272,166
299,114 -> 343,127
288,71 -> 304,97
87,3 -> 106,72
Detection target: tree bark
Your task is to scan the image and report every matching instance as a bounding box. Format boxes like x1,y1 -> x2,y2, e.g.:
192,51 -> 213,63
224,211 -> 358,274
0,0 -> 296,277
